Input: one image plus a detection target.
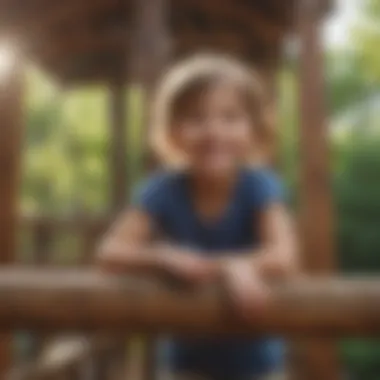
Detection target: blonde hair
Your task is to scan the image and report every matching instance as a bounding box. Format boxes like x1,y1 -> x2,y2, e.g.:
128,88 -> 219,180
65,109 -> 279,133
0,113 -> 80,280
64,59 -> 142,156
150,53 -> 274,166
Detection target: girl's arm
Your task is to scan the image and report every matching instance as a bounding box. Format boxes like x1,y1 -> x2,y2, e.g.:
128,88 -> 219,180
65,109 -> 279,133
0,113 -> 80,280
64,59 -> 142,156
251,202 -> 298,279
96,209 -> 216,283
203,203 -> 298,281
217,203 -> 298,320
96,209 -> 162,273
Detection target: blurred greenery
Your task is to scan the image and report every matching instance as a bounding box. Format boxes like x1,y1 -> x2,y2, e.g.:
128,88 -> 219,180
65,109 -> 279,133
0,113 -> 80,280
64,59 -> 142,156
18,1 -> 380,378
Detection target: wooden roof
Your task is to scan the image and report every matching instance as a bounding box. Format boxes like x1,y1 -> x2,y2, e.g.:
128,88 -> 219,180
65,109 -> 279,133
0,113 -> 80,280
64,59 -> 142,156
0,0 -> 328,84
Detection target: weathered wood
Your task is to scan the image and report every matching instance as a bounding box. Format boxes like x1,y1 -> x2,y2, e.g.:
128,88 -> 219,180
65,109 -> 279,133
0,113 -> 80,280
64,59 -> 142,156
129,0 -> 170,85
1,0 -> 120,34
130,0 -> 170,173
130,0 -> 170,377
0,51 -> 24,377
0,0 -> 307,84
0,269 -> 379,335
32,224 -> 53,265
33,32 -> 129,71
81,226 -> 100,265
109,81 -> 128,212
179,0 -> 284,44
293,0 -> 340,379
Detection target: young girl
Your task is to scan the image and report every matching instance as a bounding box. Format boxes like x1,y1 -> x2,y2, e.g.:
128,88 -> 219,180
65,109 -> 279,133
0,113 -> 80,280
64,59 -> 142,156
97,54 -> 297,380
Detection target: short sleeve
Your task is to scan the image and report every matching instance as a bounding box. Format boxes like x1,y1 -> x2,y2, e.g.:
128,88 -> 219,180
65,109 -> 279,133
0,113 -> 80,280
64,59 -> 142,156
247,168 -> 285,211
130,172 -> 169,221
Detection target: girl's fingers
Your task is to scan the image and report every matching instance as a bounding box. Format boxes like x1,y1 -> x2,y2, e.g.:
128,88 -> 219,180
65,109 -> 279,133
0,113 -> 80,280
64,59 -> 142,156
223,261 -> 270,323
161,253 -> 210,284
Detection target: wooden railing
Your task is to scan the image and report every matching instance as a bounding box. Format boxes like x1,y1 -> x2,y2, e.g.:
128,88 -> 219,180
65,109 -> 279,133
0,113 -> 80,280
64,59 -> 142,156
1,269 -> 380,335
16,214 -> 128,380
17,215 -> 380,380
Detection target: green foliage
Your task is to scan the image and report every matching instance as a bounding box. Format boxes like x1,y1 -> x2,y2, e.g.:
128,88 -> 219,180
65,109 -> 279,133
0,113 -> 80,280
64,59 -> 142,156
20,0 -> 380,375
351,0 -> 380,84
342,340 -> 380,380
335,135 -> 380,274
326,51 -> 370,117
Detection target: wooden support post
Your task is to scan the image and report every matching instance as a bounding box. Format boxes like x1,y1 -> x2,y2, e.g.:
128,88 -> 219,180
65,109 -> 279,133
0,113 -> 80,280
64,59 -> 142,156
130,0 -> 170,378
294,0 -> 340,379
130,0 -> 170,87
107,81 -> 129,379
130,0 -> 170,171
0,53 -> 24,376
109,81 -> 127,213
257,66 -> 279,167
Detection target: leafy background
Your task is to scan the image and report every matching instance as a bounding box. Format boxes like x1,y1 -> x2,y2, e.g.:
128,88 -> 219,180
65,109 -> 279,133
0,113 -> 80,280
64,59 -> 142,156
18,1 -> 380,378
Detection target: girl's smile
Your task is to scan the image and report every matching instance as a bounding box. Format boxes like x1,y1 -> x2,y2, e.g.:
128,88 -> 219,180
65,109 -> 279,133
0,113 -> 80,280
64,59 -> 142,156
172,81 -> 254,178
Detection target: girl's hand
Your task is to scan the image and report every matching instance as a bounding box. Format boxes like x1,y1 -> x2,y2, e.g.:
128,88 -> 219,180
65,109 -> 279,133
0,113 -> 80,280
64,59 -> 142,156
158,247 -> 217,285
221,258 -> 270,323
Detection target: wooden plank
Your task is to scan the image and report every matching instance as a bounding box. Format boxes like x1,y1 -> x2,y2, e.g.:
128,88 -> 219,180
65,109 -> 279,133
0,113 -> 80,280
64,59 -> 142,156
31,32 -> 129,71
129,0 -> 169,84
0,269 -> 379,335
130,0 -> 170,377
0,50 -> 24,377
293,0 -> 340,379
36,30 -> 258,74
0,0 -> 119,34
179,0 -> 284,44
109,81 -> 127,213
32,224 -> 53,265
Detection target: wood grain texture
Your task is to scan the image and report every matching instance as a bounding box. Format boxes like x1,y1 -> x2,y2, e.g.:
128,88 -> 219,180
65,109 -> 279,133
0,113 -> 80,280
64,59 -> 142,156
0,55 -> 24,378
0,269 -> 378,335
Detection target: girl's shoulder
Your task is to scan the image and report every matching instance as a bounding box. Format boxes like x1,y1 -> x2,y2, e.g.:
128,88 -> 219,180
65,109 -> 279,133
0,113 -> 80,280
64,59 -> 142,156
134,170 -> 181,196
243,166 -> 283,186
242,166 -> 285,208
131,170 -> 182,216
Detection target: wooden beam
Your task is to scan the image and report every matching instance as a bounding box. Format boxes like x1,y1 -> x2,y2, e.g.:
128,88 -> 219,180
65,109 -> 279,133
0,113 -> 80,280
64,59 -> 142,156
0,50 -> 24,377
30,30 -> 128,67
129,0 -> 170,173
130,0 -> 171,377
175,32 -> 253,56
293,0 -> 340,379
108,81 -> 128,212
33,30 -> 251,76
1,0 -> 118,34
0,269 -> 379,335
129,0 -> 170,84
179,0 -> 284,45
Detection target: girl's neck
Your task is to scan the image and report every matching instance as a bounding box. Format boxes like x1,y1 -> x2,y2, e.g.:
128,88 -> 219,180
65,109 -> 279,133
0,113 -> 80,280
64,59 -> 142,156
188,168 -> 241,199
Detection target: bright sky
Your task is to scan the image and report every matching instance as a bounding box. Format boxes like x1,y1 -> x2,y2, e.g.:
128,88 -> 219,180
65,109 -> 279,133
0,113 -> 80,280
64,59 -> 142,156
324,0 -> 360,47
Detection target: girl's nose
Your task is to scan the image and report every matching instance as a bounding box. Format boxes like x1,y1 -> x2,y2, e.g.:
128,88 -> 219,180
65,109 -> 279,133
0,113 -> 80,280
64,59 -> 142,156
204,117 -> 223,134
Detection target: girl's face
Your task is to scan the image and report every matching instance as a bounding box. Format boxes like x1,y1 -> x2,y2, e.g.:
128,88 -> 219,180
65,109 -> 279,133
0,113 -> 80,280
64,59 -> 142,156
172,82 -> 255,178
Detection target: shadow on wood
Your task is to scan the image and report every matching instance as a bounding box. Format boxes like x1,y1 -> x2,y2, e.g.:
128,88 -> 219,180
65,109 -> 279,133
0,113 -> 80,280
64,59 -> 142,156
0,268 -> 378,336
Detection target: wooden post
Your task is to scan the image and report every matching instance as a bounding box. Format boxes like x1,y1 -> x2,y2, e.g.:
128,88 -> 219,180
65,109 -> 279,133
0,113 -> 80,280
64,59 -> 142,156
129,0 -> 170,378
107,81 -> 129,380
294,0 -> 340,379
109,80 -> 127,213
0,52 -> 24,376
130,0 -> 170,171
257,65 -> 279,167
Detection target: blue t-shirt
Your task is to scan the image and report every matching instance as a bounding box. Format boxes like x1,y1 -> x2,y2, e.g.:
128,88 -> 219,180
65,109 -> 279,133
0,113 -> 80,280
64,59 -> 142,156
133,167 -> 286,378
